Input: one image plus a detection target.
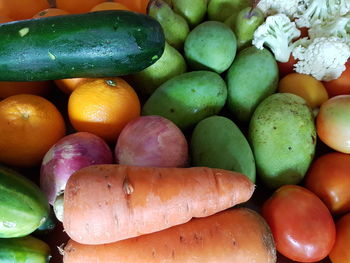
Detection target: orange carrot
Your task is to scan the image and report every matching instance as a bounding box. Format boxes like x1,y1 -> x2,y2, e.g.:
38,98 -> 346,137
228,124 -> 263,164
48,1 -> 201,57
63,207 -> 276,263
63,164 -> 254,245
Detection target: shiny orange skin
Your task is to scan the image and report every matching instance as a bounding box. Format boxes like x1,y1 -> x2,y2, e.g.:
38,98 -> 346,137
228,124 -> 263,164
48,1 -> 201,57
0,0 -> 50,20
323,61 -> 350,98
278,73 -> 328,109
329,213 -> 350,263
54,78 -> 94,95
32,8 -> 69,18
68,78 -> 141,142
113,0 -> 148,13
0,81 -> 51,99
0,94 -> 66,167
305,152 -> 350,215
316,95 -> 350,153
0,15 -> 12,23
262,185 -> 336,262
55,0 -> 105,14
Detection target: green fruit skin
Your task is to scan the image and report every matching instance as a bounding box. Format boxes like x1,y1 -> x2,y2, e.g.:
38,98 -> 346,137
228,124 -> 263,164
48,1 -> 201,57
191,115 -> 256,182
131,42 -> 187,95
148,0 -> 190,50
0,235 -> 51,263
0,10 -> 165,81
142,71 -> 227,130
33,206 -> 57,236
207,0 -> 253,22
184,21 -> 237,74
0,165 -> 50,238
172,0 -> 208,28
226,46 -> 279,123
226,7 -> 264,50
249,93 -> 317,189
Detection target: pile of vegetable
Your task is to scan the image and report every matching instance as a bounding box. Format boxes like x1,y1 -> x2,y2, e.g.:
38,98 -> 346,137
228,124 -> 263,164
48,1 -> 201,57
0,0 -> 350,262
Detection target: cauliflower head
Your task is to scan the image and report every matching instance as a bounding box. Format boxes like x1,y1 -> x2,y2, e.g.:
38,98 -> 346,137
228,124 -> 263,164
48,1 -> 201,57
296,0 -> 350,27
252,13 -> 301,63
292,37 -> 350,81
256,0 -> 308,19
308,13 -> 350,41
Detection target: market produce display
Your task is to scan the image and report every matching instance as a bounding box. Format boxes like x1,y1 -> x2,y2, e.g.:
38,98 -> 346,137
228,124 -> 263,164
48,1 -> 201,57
0,0 -> 349,262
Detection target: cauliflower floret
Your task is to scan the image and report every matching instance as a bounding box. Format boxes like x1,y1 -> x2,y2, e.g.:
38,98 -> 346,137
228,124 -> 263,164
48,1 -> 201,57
308,13 -> 350,41
256,0 -> 308,19
339,0 -> 350,15
252,14 -> 301,63
292,37 -> 350,81
296,0 -> 350,27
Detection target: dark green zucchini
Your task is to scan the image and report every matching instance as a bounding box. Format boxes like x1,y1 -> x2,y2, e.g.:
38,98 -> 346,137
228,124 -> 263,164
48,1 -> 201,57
0,235 -> 51,263
0,10 -> 165,81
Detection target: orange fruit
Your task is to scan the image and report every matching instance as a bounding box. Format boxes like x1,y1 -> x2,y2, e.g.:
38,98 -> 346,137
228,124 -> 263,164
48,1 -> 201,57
113,0 -> 148,13
0,81 -> 51,99
54,78 -> 94,94
0,94 -> 66,167
68,78 -> 141,142
32,8 -> 69,18
0,0 -> 50,20
90,2 -> 130,11
0,15 -> 12,23
55,0 -> 105,14
278,73 -> 329,109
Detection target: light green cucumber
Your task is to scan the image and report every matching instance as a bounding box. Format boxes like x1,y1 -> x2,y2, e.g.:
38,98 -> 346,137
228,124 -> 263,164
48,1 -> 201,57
0,235 -> 51,263
0,165 -> 50,238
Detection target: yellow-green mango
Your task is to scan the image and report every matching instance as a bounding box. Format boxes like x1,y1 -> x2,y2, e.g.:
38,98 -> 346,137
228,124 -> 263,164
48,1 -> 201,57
191,115 -> 256,182
142,70 -> 227,130
249,93 -> 316,189
226,46 -> 278,123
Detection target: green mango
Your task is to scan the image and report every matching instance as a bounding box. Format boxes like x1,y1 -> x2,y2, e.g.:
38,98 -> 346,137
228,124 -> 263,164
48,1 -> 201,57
249,93 -> 317,189
142,71 -> 227,130
130,42 -> 187,95
225,7 -> 264,50
184,21 -> 237,74
172,0 -> 208,28
191,115 -> 256,182
226,46 -> 279,123
148,0 -> 190,50
207,0 -> 253,22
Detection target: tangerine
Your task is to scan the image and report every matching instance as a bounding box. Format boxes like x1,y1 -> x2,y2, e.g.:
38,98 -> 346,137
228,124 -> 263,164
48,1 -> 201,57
68,78 -> 140,142
0,94 -> 66,167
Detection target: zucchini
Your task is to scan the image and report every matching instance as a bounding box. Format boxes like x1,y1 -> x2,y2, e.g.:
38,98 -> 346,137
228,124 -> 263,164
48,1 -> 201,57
0,165 -> 50,238
0,235 -> 51,263
0,10 -> 165,81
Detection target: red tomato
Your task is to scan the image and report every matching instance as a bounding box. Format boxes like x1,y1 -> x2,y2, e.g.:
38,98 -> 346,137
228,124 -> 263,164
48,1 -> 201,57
262,185 -> 336,262
329,213 -> 350,263
277,55 -> 297,78
305,152 -> 350,215
316,95 -> 350,153
323,61 -> 350,97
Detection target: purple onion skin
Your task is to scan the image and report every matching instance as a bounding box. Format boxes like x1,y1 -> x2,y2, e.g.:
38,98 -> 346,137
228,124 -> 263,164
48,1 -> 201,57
115,115 -> 189,168
40,132 -> 113,205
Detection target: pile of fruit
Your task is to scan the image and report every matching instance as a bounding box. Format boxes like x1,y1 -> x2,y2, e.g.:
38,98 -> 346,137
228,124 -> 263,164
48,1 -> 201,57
0,0 -> 349,262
